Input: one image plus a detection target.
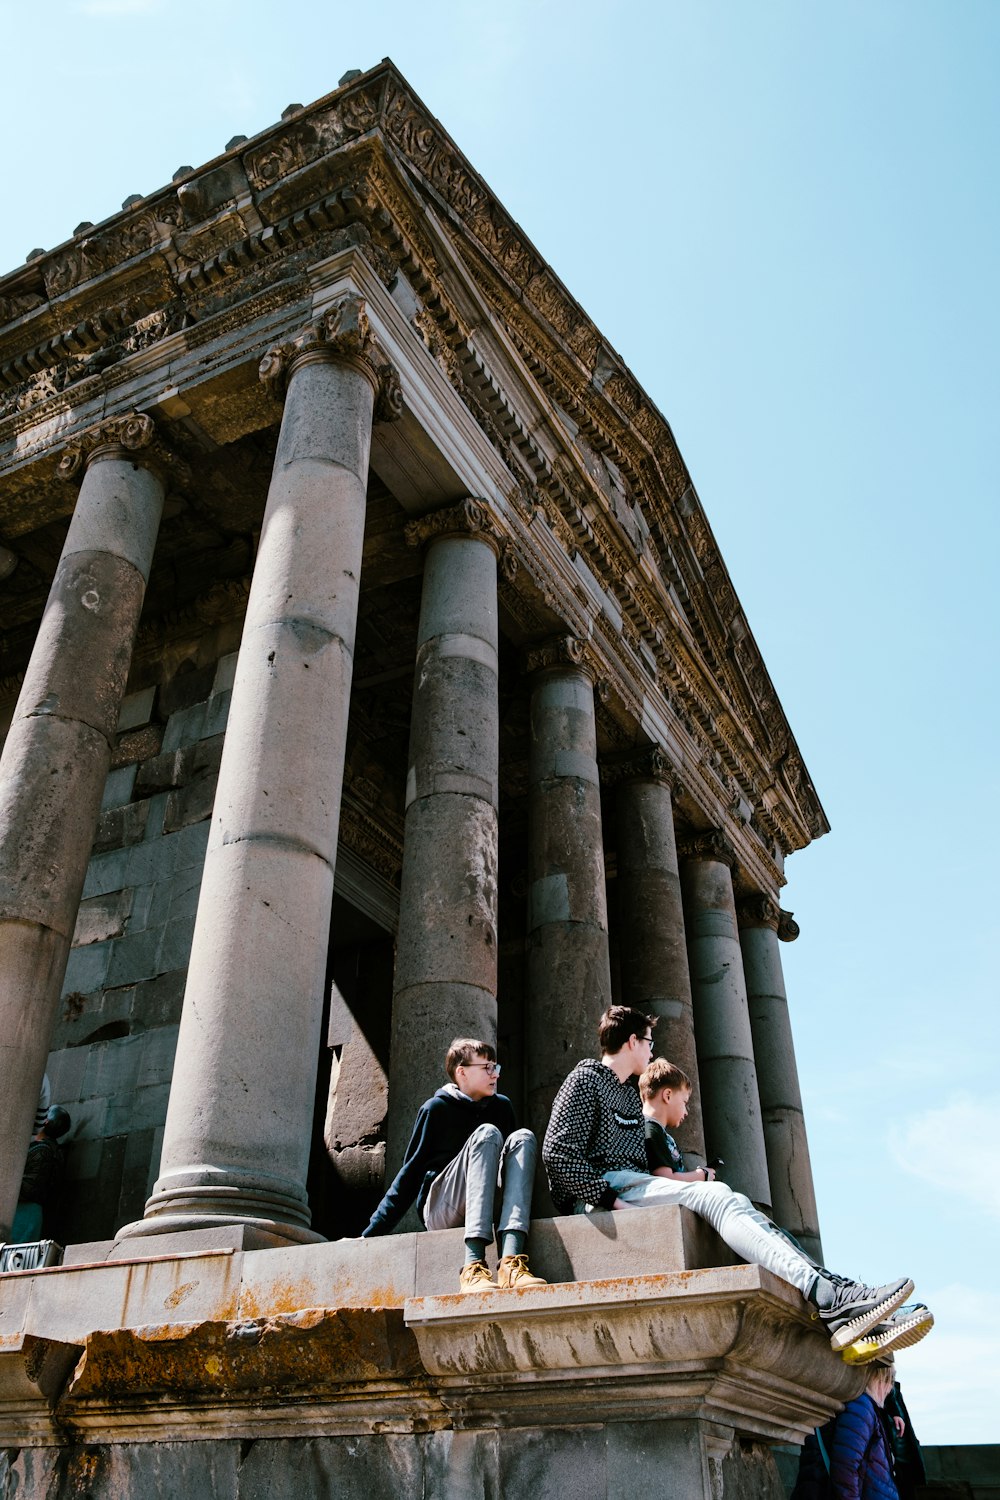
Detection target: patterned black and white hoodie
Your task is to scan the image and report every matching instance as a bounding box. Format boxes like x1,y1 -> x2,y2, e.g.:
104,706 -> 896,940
542,1058 -> 647,1214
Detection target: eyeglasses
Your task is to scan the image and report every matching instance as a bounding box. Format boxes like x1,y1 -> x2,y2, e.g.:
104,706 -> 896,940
635,1035 -> 654,1047
462,1061 -> 501,1076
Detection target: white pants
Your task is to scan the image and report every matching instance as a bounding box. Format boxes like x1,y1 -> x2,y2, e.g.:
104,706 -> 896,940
598,1170 -> 815,1297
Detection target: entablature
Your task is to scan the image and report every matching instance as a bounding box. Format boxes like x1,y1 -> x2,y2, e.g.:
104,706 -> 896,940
0,61 -> 826,863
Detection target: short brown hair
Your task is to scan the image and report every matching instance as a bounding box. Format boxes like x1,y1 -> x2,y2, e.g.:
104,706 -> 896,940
445,1037 -> 497,1082
597,1006 -> 657,1054
639,1058 -> 692,1102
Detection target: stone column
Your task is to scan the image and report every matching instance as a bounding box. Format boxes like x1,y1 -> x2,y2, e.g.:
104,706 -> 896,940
118,294 -> 401,1247
385,500 -> 501,1174
0,414 -> 174,1238
609,748 -> 706,1164
679,830 -> 771,1207
738,896 -> 822,1258
525,638 -> 612,1144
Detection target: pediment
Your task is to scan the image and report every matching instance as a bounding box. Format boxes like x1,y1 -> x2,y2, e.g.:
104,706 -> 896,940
0,60 -> 827,862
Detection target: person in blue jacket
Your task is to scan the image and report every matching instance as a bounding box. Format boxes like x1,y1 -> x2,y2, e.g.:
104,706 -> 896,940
362,1036 -> 545,1293
792,1355 -> 900,1499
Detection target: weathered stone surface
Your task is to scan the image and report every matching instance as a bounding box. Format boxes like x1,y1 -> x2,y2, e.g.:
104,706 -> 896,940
387,532 -> 500,1172
525,664 -> 611,1148
0,450 -> 166,1239
615,773 -> 704,1162
740,919 -> 821,1258
681,847 -> 771,1206
126,350 -> 383,1247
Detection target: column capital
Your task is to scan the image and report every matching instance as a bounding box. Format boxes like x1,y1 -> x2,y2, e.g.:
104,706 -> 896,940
403,496 -> 509,567
259,291 -> 403,422
524,633 -> 599,680
600,744 -> 679,792
736,893 -> 781,932
677,827 -> 736,869
777,908 -> 800,943
56,411 -> 190,490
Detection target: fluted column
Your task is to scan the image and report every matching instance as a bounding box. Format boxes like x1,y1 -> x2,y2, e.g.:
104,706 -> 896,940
738,896 -> 822,1258
609,748 -> 706,1165
118,293 -> 401,1246
679,830 -> 771,1207
385,500 -> 501,1174
0,414 -> 174,1237
525,638 -> 612,1144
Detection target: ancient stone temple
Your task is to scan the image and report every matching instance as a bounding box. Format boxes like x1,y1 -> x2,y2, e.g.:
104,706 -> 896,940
0,61 -> 849,1498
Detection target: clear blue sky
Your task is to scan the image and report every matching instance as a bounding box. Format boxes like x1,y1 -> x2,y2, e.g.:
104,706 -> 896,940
2,0 -> 997,1447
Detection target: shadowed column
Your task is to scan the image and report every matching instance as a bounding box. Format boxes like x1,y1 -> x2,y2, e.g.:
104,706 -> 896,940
0,414 -> 175,1238
680,830 -> 771,1207
385,500 -> 500,1175
525,638 -> 612,1145
738,896 -> 822,1259
118,293 -> 401,1247
610,747 -> 706,1165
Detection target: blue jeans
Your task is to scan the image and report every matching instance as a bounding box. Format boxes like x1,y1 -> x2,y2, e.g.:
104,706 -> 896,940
599,1170 -> 815,1297
424,1125 -> 537,1240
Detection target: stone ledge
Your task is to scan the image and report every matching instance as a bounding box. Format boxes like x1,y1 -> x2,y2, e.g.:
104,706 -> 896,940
0,1211 -> 861,1450
404,1264 -> 861,1441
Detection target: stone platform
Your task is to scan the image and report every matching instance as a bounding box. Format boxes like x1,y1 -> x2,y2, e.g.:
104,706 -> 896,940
0,1208 -> 861,1497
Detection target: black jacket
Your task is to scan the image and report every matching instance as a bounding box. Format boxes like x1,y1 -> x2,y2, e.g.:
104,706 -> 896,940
362,1086 -> 517,1236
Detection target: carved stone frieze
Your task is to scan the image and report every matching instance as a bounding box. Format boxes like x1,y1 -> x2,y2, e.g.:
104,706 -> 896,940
41,204 -> 182,300
736,893 -> 780,932
0,59 -> 828,860
259,292 -> 402,421
677,828 -> 736,869
337,798 -> 403,886
56,412 -> 191,491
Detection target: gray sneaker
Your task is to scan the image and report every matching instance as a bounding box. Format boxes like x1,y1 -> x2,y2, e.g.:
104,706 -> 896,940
840,1302 -> 934,1365
819,1275 -> 915,1352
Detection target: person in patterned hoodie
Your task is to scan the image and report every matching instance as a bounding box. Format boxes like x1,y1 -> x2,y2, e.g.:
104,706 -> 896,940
542,1006 -> 922,1361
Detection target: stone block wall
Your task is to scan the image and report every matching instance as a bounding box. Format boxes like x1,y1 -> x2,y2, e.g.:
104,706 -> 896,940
37,651 -> 238,1246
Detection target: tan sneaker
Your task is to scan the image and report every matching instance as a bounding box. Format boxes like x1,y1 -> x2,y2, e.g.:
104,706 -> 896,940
497,1254 -> 547,1290
458,1259 -> 495,1292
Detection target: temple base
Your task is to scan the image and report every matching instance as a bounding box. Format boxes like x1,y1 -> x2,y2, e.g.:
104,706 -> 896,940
0,1207 -> 861,1498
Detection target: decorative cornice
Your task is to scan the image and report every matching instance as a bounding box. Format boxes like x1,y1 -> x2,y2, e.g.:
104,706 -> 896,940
677,828 -> 736,869
599,745 -> 678,792
56,411 -> 190,490
0,61 -> 827,859
736,894 -> 780,932
258,291 -> 402,421
777,909 -> 800,943
403,496 -> 502,556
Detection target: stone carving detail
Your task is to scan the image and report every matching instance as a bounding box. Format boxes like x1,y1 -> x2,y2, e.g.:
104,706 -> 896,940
736,893 -> 781,931
599,745 -> 677,791
777,909 -> 801,943
259,292 -> 401,421
338,799 -> 403,885
499,543 -> 519,584
404,497 -> 500,553
678,828 -> 736,869
0,289 -> 46,326
42,204 -> 182,299
57,412 -> 191,490
524,635 -> 590,677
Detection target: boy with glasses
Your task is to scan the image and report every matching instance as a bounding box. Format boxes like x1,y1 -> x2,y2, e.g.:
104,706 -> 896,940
542,1006 -> 922,1361
362,1036 -> 545,1292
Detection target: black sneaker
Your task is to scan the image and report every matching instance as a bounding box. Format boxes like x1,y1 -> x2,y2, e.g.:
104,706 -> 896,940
840,1302 -> 934,1365
819,1276 -> 915,1352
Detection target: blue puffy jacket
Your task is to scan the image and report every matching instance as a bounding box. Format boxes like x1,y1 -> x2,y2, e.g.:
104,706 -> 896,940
791,1395 -> 898,1500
